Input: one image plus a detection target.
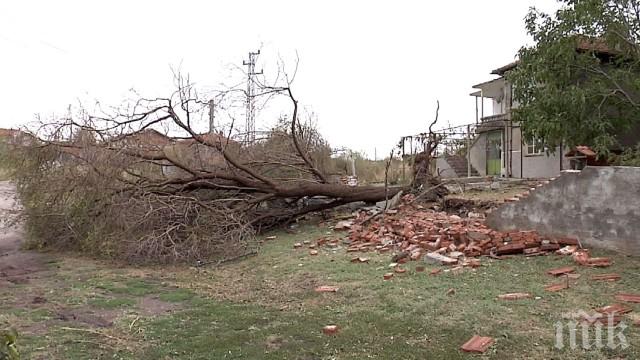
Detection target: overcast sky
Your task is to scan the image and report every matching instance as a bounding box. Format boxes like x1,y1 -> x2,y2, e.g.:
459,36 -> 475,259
0,0 -> 560,158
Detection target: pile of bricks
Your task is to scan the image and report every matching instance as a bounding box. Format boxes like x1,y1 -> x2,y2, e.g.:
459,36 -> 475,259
341,194 -> 581,265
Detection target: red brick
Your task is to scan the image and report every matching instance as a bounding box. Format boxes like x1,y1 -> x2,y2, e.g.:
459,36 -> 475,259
581,314 -> 622,326
498,292 -> 532,300
590,273 -> 621,282
461,335 -> 494,353
315,286 -> 339,293
595,304 -> 632,315
573,250 -> 590,265
322,325 -> 339,335
586,257 -> 611,267
557,237 -> 579,246
540,243 -> 561,251
496,243 -> 525,255
546,266 -> 575,276
394,267 -> 407,274
545,283 -> 568,292
615,293 -> 640,303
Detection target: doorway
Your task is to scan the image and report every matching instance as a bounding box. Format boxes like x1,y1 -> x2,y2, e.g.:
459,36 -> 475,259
486,130 -> 502,176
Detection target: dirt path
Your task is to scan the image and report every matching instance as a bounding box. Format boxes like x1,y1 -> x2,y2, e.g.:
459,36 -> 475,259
0,181 -> 48,287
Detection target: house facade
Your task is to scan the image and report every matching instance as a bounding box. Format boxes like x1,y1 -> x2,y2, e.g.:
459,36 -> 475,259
468,62 -> 570,178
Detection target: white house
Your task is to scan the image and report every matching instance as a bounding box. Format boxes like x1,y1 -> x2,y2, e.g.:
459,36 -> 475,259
468,62 -> 570,178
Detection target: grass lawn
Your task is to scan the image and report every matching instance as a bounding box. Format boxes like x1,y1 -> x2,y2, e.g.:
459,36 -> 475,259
2,223 -> 640,359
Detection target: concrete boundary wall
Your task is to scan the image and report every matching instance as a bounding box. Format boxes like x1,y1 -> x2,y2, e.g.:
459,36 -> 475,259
487,166 -> 640,255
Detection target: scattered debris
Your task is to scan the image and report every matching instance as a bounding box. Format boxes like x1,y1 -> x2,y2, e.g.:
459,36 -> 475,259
264,235 -> 277,241
326,194 -> 585,267
546,266 -> 575,276
314,286 -> 339,293
498,293 -> 532,300
461,335 -> 495,353
557,237 -> 579,246
293,242 -> 302,249
581,313 -> 622,326
392,251 -> 409,262
573,250 -> 612,267
309,250 -> 318,256
383,273 -> 394,280
572,250 -> 590,265
591,273 -> 621,282
544,283 -> 568,292
350,257 -> 370,263
424,252 -> 457,265
586,257 -> 612,267
430,268 -> 442,276
394,267 -> 407,274
334,220 -> 353,230
615,293 -> 640,303
556,245 -> 578,255
446,288 -> 456,296
322,325 -> 339,335
595,304 -> 632,315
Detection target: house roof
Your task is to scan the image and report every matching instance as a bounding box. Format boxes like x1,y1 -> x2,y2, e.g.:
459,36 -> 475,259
0,128 -> 22,138
565,146 -> 597,157
491,61 -> 519,76
575,36 -> 618,55
471,77 -> 505,90
178,132 -> 238,147
488,37 -> 618,77
470,77 -> 505,99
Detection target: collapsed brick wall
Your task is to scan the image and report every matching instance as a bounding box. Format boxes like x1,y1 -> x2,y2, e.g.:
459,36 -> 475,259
486,166 -> 640,255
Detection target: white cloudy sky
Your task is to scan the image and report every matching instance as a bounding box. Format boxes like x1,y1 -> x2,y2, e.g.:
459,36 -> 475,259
0,0 -> 560,157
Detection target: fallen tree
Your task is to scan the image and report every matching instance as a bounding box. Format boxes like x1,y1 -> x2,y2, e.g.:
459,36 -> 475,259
11,71 -> 445,263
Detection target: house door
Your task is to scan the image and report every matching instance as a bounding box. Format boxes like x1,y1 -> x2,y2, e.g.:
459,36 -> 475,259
486,130 -> 502,176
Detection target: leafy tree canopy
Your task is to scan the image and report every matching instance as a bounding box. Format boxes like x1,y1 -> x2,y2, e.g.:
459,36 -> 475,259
508,0 -> 640,155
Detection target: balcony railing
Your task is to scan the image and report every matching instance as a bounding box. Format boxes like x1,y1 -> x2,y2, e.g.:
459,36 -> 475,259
480,112 -> 509,123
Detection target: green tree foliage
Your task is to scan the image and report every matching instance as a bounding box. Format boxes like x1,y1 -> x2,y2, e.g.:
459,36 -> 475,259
508,0 -> 640,155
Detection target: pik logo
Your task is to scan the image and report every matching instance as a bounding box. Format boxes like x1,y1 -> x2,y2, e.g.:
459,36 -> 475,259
554,310 -> 629,350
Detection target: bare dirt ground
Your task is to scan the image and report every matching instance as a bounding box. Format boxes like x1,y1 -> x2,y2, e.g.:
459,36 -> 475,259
0,181 -> 184,358
0,181 -> 49,287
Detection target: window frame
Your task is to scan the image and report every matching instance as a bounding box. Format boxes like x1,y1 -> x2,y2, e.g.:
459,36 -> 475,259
524,138 -> 545,156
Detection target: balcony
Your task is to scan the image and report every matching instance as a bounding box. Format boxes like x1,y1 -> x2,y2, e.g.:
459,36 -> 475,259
476,112 -> 510,133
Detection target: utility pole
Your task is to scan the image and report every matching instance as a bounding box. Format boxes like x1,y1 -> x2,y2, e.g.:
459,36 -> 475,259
208,99 -> 215,133
243,50 -> 262,143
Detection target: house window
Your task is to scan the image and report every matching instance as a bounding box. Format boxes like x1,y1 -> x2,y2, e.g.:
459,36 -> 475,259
525,138 -> 545,155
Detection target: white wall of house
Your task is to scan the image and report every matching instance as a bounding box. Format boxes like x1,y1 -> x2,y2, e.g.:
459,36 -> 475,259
510,127 -> 571,178
492,98 -> 505,115
434,157 -> 458,178
469,134 -> 487,177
